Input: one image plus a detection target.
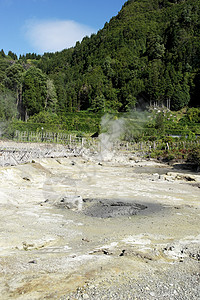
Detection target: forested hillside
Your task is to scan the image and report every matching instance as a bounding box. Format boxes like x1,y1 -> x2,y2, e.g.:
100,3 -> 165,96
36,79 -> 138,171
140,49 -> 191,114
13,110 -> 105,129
0,0 -> 200,122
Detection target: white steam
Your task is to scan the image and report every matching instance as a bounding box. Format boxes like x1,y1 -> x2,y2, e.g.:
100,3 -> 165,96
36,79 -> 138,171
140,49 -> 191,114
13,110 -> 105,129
98,111 -> 150,161
99,114 -> 125,161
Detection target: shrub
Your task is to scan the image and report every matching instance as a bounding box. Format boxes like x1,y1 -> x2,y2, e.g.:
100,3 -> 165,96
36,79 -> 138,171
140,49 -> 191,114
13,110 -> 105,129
28,111 -> 60,124
187,146 -> 200,170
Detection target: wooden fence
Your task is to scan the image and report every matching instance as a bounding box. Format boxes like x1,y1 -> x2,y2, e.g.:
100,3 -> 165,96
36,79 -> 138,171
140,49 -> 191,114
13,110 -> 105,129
14,130 -> 100,152
0,131 -> 199,167
14,130 -> 199,153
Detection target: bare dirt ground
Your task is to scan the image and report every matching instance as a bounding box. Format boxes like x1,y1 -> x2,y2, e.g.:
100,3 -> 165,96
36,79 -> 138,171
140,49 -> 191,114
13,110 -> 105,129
0,145 -> 199,299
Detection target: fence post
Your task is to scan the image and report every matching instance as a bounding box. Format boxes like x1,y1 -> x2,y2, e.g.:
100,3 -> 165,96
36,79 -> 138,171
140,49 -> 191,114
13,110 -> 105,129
69,135 -> 72,148
41,127 -> 44,142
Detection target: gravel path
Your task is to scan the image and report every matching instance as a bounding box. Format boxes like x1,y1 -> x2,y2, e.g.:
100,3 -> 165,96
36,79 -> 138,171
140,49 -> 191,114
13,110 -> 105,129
64,259 -> 200,300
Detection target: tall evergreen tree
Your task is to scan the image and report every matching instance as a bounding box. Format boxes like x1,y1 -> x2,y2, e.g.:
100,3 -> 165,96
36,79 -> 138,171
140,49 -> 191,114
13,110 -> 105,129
22,67 -> 47,119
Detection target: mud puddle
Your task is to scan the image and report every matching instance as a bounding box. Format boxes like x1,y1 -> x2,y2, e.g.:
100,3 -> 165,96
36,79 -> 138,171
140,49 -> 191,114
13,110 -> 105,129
55,197 -> 167,219
82,199 -> 147,218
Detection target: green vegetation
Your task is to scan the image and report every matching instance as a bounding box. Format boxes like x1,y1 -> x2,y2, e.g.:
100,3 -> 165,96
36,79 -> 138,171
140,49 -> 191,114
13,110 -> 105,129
0,0 -> 200,139
187,146 -> 200,170
149,143 -> 200,171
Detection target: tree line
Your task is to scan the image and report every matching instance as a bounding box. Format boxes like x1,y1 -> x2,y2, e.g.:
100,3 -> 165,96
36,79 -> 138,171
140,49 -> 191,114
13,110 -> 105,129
0,0 -> 200,123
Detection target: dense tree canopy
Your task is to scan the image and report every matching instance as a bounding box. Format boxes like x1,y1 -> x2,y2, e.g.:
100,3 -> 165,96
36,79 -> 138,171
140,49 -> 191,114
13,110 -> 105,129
36,0 -> 200,113
0,0 -> 200,122
22,67 -> 47,118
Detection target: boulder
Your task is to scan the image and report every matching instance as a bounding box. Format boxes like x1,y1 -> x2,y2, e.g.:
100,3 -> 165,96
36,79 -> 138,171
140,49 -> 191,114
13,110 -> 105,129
57,195 -> 83,211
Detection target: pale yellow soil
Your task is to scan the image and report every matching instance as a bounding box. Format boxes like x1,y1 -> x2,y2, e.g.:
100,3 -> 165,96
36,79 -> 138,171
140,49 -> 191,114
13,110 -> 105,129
0,154 -> 199,299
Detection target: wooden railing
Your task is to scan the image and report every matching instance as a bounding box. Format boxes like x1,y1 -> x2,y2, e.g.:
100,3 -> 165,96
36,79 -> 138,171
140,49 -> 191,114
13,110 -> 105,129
0,131 -> 198,167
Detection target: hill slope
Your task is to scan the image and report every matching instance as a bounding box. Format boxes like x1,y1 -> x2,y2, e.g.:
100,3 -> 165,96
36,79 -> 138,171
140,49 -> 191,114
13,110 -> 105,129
0,0 -> 200,121
36,0 -> 200,113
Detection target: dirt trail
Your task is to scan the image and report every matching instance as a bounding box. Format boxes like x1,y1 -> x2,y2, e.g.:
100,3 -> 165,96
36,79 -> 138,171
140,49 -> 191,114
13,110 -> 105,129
0,153 -> 199,299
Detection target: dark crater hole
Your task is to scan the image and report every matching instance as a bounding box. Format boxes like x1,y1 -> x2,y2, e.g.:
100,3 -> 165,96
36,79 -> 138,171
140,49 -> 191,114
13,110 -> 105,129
82,199 -> 148,218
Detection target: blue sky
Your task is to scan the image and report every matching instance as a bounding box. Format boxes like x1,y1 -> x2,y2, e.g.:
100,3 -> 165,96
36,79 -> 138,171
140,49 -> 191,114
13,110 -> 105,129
0,0 -> 125,57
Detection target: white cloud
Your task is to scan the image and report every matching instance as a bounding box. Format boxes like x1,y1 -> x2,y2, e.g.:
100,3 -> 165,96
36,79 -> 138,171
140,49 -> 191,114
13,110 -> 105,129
24,19 -> 96,53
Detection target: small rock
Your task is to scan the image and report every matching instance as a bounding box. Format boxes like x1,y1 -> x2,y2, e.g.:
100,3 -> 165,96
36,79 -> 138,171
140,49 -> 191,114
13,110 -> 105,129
82,238 -> 90,243
119,250 -> 126,257
102,249 -> 110,255
28,260 -> 37,264
58,195 -> 83,211
174,290 -> 178,295
23,177 -> 31,181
